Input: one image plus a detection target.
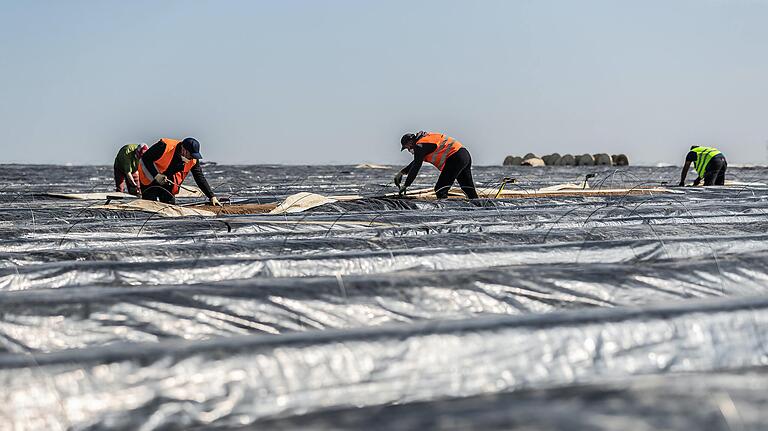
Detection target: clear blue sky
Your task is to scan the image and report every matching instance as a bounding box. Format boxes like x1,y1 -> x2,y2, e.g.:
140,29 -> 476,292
1,0 -> 767,165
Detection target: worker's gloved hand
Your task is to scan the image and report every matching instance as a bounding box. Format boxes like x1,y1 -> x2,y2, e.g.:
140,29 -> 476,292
210,196 -> 222,207
394,171 -> 403,188
154,173 -> 169,185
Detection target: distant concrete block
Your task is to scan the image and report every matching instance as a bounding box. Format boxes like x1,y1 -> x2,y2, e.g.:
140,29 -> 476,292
542,154 -> 562,165
503,156 -> 523,166
558,154 -> 575,166
612,154 -> 629,166
593,153 -> 612,165
576,154 -> 594,166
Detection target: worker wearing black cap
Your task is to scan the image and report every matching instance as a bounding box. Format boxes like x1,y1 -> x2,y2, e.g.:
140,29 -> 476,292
396,131 -> 478,199
138,137 -> 221,206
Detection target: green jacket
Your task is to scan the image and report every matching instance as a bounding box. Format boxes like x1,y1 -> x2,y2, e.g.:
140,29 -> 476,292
114,144 -> 140,174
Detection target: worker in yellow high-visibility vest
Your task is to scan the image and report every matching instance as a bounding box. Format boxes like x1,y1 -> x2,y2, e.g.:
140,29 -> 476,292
679,146 -> 727,187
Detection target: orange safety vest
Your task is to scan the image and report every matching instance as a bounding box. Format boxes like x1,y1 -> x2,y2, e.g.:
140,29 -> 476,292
417,133 -> 463,171
138,138 -> 197,195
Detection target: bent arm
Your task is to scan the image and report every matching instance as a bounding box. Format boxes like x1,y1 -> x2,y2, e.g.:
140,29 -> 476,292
403,144 -> 435,188
403,158 -> 423,188
679,160 -> 692,186
400,161 -> 414,176
404,159 -> 423,188
190,163 -> 215,199
125,172 -> 138,188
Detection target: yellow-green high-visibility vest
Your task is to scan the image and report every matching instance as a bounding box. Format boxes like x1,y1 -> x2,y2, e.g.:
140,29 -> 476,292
691,146 -> 721,177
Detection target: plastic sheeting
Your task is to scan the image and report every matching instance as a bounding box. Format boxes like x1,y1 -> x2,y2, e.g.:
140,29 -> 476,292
2,164 -> 768,430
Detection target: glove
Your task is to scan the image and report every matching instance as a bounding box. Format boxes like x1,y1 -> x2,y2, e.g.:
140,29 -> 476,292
210,196 -> 222,207
154,173 -> 169,185
394,171 -> 403,188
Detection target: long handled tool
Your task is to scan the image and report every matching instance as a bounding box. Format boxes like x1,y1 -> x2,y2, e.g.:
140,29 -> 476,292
582,173 -> 596,189
495,177 -> 516,198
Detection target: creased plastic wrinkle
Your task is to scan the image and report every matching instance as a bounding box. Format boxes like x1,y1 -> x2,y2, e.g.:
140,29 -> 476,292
1,164 -> 768,430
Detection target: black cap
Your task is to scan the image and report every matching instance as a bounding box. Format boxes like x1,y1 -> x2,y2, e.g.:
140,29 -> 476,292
181,137 -> 202,159
400,133 -> 416,151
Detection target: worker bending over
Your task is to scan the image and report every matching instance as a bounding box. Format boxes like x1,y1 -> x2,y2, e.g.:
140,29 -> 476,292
679,145 -> 728,187
138,137 -> 221,206
395,131 -> 478,199
113,143 -> 148,196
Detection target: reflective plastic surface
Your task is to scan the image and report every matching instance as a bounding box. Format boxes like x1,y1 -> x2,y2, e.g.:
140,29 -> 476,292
1,164 -> 768,430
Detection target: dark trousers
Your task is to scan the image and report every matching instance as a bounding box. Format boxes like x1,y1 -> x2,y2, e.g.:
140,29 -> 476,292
434,148 -> 479,199
113,166 -> 139,194
141,183 -> 176,204
703,155 -> 727,186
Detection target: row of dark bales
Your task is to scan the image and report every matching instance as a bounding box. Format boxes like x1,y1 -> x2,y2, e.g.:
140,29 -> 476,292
503,153 -> 629,166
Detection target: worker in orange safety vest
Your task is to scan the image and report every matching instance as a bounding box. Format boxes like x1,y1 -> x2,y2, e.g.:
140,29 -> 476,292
138,137 -> 221,206
395,131 -> 478,199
